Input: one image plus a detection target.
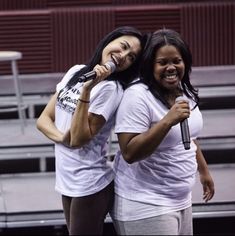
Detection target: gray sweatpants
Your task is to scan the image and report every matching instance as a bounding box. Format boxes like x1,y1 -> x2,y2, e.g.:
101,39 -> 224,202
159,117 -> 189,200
112,207 -> 193,235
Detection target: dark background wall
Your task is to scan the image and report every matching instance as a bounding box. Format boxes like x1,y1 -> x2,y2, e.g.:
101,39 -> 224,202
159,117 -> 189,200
0,1 -> 234,73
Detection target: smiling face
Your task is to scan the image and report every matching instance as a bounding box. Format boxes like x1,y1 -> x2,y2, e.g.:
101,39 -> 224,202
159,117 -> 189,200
101,35 -> 142,72
153,44 -> 185,92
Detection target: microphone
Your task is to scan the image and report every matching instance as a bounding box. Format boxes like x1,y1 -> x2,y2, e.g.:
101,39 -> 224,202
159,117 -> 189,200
78,61 -> 116,82
175,96 -> 191,150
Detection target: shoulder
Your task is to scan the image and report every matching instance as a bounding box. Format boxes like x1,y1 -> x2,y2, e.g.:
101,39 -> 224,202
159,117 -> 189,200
95,80 -> 123,93
124,82 -> 148,98
119,82 -> 150,110
60,64 -> 86,83
56,64 -> 85,92
127,82 -> 147,91
66,64 -> 86,75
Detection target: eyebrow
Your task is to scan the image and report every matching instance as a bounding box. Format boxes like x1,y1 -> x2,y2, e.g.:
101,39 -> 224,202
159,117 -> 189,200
123,40 -> 130,48
155,56 -> 182,60
123,40 -> 137,60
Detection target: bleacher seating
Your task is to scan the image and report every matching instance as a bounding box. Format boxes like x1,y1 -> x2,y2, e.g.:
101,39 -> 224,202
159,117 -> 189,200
0,65 -> 234,119
0,65 -> 234,233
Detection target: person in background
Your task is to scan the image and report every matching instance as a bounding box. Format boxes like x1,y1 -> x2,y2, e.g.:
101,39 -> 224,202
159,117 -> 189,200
37,26 -> 145,235
111,28 -> 215,235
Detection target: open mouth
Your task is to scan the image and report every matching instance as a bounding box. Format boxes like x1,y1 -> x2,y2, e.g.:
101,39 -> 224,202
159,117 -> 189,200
165,73 -> 177,79
111,55 -> 119,67
163,73 -> 178,83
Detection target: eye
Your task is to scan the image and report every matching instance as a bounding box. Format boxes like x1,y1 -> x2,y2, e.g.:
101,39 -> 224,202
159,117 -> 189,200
173,58 -> 183,64
155,59 -> 167,66
127,54 -> 136,63
121,42 -> 128,50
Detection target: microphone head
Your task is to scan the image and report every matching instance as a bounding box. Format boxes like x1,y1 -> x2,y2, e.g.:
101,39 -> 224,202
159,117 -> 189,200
175,96 -> 188,103
104,61 -> 116,73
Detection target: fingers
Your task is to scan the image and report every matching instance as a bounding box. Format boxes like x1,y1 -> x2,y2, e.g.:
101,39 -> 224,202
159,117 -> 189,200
93,64 -> 112,80
166,100 -> 191,126
175,100 -> 190,111
203,184 -> 215,202
203,191 -> 214,202
174,100 -> 190,120
83,64 -> 112,89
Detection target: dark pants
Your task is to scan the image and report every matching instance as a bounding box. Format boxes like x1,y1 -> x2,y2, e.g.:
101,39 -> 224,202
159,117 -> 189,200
62,181 -> 114,235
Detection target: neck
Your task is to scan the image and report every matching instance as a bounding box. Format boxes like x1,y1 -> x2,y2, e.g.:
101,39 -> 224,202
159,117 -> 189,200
161,85 -> 182,107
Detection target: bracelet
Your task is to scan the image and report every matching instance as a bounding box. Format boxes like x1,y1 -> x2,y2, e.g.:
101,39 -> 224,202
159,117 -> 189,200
78,98 -> 90,103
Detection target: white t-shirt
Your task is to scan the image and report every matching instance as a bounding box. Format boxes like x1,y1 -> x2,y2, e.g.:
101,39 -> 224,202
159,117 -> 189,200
54,65 -> 124,197
113,83 -> 202,209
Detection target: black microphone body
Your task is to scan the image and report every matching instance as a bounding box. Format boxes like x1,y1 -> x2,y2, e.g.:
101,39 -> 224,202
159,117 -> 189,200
180,118 -> 190,150
78,61 -> 116,83
175,96 -> 191,150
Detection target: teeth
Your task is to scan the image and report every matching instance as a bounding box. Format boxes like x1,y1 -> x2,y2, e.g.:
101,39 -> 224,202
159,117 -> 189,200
111,56 -> 119,66
166,74 -> 176,79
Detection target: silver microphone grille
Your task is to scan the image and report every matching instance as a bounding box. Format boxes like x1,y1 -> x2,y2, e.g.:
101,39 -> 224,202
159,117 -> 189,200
104,61 -> 116,73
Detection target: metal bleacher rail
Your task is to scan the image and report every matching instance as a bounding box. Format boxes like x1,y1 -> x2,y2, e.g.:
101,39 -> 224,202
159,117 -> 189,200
190,65 -> 235,154
0,51 -> 27,134
0,65 -> 235,233
0,73 -> 63,172
1,65 -> 234,118
0,65 -> 234,117
0,65 -> 234,171
0,73 -> 63,118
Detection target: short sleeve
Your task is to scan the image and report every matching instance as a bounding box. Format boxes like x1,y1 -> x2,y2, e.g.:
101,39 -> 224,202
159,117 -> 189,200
115,85 -> 151,134
56,65 -> 85,92
89,81 -> 124,121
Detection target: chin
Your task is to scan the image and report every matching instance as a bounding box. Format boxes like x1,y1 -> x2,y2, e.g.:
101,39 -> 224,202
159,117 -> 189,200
165,85 -> 178,91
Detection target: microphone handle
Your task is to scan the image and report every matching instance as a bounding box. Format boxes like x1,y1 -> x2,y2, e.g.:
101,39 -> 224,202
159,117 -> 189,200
77,70 -> 96,83
180,119 -> 190,150
77,61 -> 116,83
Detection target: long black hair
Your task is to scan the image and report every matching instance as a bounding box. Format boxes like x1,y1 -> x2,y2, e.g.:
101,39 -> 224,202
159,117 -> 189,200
140,29 -> 199,108
66,26 -> 144,89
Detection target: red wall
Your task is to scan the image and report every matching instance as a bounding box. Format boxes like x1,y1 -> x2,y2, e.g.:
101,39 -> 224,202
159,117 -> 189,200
0,1 -> 234,74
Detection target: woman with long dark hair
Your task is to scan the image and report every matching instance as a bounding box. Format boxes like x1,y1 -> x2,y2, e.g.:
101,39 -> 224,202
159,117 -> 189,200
111,29 -> 214,235
37,26 -> 145,235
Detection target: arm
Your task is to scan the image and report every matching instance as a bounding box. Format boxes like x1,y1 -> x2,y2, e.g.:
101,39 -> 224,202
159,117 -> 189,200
69,64 -> 112,147
118,100 -> 190,164
36,93 -> 64,143
194,139 -> 215,202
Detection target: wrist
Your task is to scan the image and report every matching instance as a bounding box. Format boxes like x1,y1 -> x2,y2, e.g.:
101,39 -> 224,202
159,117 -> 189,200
161,116 -> 173,129
78,98 -> 90,103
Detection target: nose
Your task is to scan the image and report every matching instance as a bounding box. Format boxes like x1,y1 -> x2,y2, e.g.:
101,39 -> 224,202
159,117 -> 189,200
166,63 -> 176,72
117,51 -> 128,65
119,51 -> 129,60
121,50 -> 130,57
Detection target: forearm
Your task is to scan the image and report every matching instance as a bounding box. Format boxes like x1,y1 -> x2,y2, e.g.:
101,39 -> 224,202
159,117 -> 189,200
194,140 -> 215,202
70,64 -> 117,147
70,88 -> 92,147
36,93 -> 64,143
121,117 -> 172,163
37,116 -> 64,143
194,139 -> 209,174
